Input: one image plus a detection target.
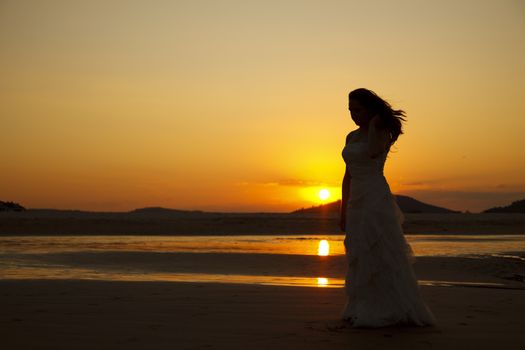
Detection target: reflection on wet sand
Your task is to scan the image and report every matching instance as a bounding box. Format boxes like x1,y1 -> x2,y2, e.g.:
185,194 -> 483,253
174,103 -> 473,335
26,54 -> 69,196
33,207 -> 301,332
2,265 -> 521,290
2,234 -> 525,256
317,277 -> 329,286
318,239 -> 329,256
1,234 -> 525,290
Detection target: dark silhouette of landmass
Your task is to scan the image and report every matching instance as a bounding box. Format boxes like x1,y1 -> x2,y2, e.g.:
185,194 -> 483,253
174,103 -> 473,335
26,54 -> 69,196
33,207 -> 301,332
0,201 -> 25,212
291,195 -> 459,214
2,197 -> 524,235
395,195 -> 460,213
0,194 -> 470,216
483,199 -> 525,213
291,200 -> 342,214
129,207 -> 205,216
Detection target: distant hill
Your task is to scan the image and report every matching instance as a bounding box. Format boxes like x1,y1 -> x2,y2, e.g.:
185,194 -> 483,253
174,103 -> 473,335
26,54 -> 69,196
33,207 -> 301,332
291,200 -> 342,214
291,195 -> 459,214
0,201 -> 25,212
16,207 -> 212,218
483,199 -> 525,213
395,195 -> 459,213
128,207 -> 206,216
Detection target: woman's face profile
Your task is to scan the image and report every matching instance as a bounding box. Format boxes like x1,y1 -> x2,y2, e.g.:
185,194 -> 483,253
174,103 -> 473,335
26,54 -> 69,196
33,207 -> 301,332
348,98 -> 371,127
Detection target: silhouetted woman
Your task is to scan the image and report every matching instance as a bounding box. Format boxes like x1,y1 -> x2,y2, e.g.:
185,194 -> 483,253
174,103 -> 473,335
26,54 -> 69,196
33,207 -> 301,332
340,88 -> 436,327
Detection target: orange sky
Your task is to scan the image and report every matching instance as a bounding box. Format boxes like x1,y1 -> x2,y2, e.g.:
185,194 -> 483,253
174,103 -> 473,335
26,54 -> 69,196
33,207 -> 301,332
1,0 -> 524,213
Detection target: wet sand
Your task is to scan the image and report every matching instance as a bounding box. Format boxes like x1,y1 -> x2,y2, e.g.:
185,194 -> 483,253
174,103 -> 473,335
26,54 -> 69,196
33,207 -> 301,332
2,253 -> 525,349
3,251 -> 525,285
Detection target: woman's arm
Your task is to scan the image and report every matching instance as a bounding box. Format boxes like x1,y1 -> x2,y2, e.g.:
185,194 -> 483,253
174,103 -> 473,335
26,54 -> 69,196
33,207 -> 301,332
340,132 -> 353,232
340,168 -> 351,231
368,115 -> 390,158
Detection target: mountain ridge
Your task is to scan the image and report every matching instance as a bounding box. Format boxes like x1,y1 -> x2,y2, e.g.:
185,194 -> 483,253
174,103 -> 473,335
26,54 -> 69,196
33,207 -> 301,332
291,194 -> 460,214
483,199 -> 525,213
3,196 -> 524,215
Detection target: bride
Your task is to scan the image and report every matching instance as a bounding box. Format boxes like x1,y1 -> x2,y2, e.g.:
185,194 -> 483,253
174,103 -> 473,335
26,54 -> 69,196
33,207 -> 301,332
339,88 -> 436,328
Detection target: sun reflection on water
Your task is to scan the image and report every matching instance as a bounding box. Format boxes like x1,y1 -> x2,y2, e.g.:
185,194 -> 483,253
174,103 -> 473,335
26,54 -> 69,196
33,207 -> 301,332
317,277 -> 329,286
318,239 -> 330,256
2,234 -> 525,288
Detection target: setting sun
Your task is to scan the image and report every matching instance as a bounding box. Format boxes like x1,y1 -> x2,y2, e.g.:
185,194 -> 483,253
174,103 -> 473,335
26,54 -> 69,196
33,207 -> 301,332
319,189 -> 330,201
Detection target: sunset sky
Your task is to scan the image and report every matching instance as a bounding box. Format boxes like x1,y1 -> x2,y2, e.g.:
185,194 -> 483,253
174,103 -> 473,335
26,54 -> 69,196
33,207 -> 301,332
1,0 -> 524,213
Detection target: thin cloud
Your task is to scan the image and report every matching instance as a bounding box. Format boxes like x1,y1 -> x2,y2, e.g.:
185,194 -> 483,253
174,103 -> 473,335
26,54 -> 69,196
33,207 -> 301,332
237,179 -> 338,187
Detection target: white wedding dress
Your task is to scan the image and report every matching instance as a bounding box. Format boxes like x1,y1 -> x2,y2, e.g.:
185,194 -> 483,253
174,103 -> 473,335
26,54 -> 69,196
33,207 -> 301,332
340,129 -> 436,328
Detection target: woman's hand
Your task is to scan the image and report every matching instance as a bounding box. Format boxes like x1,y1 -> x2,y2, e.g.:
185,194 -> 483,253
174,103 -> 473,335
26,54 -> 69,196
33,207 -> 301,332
367,114 -> 390,158
370,114 -> 383,128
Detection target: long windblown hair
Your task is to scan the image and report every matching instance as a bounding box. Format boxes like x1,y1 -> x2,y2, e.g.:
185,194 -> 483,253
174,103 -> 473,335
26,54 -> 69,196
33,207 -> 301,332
348,88 -> 406,144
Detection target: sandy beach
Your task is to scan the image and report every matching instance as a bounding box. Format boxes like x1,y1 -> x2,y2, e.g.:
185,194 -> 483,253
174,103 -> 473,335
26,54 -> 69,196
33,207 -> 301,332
1,277 -> 524,350
2,251 -> 525,350
2,213 -> 525,349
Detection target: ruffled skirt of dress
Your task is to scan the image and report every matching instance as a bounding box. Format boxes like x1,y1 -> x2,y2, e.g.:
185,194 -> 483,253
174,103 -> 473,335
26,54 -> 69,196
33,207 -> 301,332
341,178 -> 436,328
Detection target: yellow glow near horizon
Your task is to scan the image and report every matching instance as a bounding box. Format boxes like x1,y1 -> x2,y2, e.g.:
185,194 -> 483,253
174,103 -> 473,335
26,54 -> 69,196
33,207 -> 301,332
318,240 -> 330,256
299,186 -> 340,208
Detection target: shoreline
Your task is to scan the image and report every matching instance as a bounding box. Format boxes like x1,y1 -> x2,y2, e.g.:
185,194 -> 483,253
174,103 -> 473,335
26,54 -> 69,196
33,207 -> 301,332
1,212 -> 525,236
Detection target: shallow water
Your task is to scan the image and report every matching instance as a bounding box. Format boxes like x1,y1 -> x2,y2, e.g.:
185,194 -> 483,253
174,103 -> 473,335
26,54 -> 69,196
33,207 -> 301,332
1,234 -> 524,287
2,234 -> 525,256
